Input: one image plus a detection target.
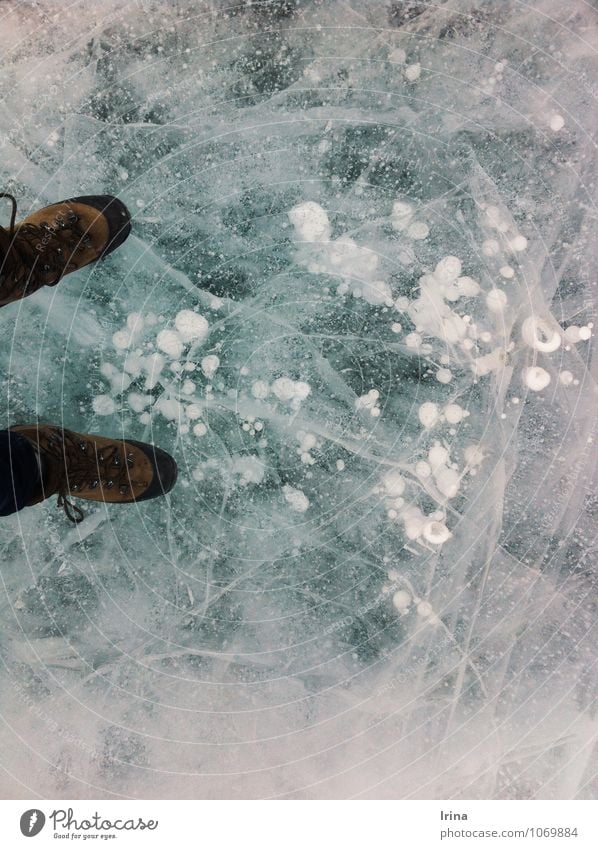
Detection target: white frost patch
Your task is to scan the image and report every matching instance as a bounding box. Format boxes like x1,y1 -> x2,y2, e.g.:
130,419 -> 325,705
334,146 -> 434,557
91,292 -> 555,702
231,455 -> 265,486
382,470 -> 405,497
272,377 -> 311,405
128,392 -> 150,413
288,201 -> 331,242
355,389 -> 381,417
175,310 -> 209,343
523,366 -> 551,392
157,329 -> 184,358
201,354 -> 220,379
154,397 -> 183,421
251,380 -> 269,400
522,316 -> 561,352
290,203 -> 394,306
283,484 -> 310,512
418,401 -> 439,428
92,395 -> 116,416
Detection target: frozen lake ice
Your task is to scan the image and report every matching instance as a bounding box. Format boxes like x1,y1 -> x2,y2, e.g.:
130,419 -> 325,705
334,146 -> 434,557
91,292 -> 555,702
0,0 -> 596,799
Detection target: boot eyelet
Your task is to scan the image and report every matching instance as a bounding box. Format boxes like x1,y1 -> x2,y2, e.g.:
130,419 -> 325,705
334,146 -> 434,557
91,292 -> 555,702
113,456 -> 121,466
43,264 -> 51,272
106,481 -> 114,489
79,442 -> 87,451
119,484 -> 129,494
82,235 -> 92,247
98,454 -> 104,462
90,480 -> 99,489
72,484 -> 79,492
68,212 -> 78,225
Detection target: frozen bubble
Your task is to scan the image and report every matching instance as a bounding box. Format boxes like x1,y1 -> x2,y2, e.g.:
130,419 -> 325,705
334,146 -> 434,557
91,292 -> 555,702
579,326 -> 592,341
251,380 -> 269,400
123,352 -> 144,376
186,404 -> 203,420
336,459 -> 345,471
175,310 -> 209,343
112,329 -> 131,350
509,234 -> 528,252
403,507 -> 425,539
391,200 -> 414,231
392,590 -> 411,613
128,392 -> 150,413
405,332 -> 422,349
126,312 -> 144,334
356,389 -> 380,410
391,322 -> 402,333
382,470 -> 406,497
388,48 -> 407,64
157,329 -> 184,358
521,316 -> 561,352
288,201 -> 331,242
233,456 -> 265,485
564,325 -> 581,343
435,255 -> 462,281
417,601 -> 434,618
456,276 -> 481,297
434,466 -> 460,498
294,381 -> 312,400
272,377 -> 297,401
500,265 -> 515,279
193,422 -> 208,437
201,354 -> 220,379
407,221 -> 429,240
429,444 -> 449,467
155,397 -> 182,421
422,520 -> 452,545
419,401 -> 439,428
100,362 -> 118,380
416,460 -> 432,479
559,370 -> 574,386
436,368 -> 453,384
486,289 -> 508,312
93,395 -> 116,416
404,62 -> 421,81
444,403 -> 465,424
482,239 -> 500,257
182,379 -> 196,395
549,113 -> 565,131
523,366 -> 551,391
283,484 -> 310,513
464,445 -> 485,466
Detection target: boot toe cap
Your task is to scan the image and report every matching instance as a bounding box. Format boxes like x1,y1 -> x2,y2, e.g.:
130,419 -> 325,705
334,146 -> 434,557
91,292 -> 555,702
126,440 -> 178,502
67,194 -> 132,256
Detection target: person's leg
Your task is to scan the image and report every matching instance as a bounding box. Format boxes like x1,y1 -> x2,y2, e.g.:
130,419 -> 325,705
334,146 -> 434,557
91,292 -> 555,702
0,429 -> 41,516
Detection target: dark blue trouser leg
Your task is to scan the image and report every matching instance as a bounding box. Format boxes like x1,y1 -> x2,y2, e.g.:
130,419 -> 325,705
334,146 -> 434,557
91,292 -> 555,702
0,430 -> 41,516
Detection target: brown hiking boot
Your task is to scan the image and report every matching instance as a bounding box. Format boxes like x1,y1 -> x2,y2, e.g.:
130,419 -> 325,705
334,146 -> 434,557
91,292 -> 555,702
0,192 -> 131,307
10,424 -> 177,523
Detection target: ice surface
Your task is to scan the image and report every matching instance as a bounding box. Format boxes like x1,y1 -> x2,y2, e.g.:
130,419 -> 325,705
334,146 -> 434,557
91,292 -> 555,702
0,0 -> 596,799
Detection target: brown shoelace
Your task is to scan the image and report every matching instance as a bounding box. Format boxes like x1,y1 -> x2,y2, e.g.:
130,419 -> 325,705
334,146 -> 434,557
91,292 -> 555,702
43,429 -> 136,524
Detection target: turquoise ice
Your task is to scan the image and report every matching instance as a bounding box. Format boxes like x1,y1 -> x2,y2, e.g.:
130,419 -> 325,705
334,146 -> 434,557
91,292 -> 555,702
0,0 -> 596,799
